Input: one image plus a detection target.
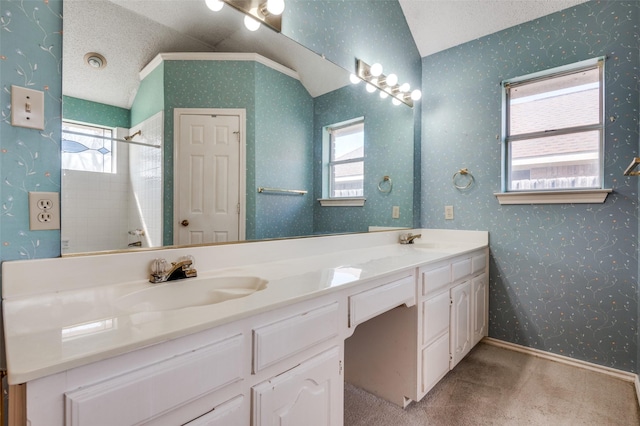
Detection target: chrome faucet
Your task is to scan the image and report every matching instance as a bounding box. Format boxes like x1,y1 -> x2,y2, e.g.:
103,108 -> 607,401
149,256 -> 197,283
400,233 -> 422,244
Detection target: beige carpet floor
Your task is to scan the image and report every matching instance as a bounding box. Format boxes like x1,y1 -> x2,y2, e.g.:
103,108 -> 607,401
344,342 -> 640,425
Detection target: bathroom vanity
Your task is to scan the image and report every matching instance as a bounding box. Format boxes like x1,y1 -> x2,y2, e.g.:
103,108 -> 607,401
2,229 -> 488,425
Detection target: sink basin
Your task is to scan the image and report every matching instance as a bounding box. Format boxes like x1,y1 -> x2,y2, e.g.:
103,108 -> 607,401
115,276 -> 268,312
410,242 -> 462,253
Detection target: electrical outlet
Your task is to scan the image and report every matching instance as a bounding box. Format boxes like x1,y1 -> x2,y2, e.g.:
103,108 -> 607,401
29,192 -> 60,231
445,205 -> 454,220
392,206 -> 400,219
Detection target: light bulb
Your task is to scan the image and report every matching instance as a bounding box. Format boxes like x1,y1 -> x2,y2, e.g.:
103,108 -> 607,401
379,91 -> 388,99
349,74 -> 361,84
366,83 -> 377,93
205,0 -> 224,12
392,98 -> 401,106
370,63 -> 383,77
266,0 -> 285,15
386,73 -> 398,86
399,83 -> 410,93
411,89 -> 422,101
244,14 -> 261,31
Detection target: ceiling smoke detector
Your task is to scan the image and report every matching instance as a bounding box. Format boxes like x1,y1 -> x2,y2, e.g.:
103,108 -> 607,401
84,52 -> 107,70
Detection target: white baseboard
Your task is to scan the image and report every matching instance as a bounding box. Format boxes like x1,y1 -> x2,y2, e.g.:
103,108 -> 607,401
482,337 -> 640,409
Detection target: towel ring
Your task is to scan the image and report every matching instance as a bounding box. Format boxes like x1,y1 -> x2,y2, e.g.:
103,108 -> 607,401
453,168 -> 474,190
378,175 -> 393,193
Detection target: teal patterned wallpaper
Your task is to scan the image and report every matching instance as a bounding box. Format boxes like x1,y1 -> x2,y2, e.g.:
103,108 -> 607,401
254,64 -> 315,239
313,83 -> 414,233
421,0 -> 639,372
62,95 -> 130,128
0,0 -> 62,262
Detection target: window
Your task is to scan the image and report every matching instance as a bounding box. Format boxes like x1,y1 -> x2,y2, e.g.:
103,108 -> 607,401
62,121 -> 115,173
498,57 -> 608,204
327,119 -> 365,198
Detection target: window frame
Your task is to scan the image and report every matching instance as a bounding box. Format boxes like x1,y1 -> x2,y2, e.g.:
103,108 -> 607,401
61,120 -> 117,174
319,118 -> 366,207
496,57 -> 610,205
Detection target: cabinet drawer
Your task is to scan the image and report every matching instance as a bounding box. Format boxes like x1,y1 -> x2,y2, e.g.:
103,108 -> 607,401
65,334 -> 244,426
472,252 -> 487,274
349,274 -> 415,327
422,290 -> 450,346
421,264 -> 451,296
253,302 -> 339,373
452,258 -> 472,282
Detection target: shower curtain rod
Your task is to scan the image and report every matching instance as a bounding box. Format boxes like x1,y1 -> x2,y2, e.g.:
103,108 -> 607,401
62,130 -> 161,149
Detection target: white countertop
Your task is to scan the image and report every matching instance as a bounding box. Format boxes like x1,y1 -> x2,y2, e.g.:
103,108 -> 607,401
2,229 -> 488,384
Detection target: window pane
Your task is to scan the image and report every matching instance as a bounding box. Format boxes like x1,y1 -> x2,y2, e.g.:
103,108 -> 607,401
331,161 -> 363,197
509,130 -> 600,190
509,67 -> 600,135
62,122 -> 114,173
331,123 -> 364,161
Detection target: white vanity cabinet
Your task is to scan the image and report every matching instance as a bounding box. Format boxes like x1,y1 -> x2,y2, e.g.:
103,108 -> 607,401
22,325 -> 251,426
344,248 -> 489,407
5,230 -> 489,425
252,346 -> 342,426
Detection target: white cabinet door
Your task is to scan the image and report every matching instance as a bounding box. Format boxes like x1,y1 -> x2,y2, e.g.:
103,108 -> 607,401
450,281 -> 471,368
252,347 -> 342,426
421,332 -> 449,395
472,272 -> 488,346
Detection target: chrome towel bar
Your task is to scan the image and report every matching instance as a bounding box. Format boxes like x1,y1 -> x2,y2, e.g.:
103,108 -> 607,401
257,187 -> 307,195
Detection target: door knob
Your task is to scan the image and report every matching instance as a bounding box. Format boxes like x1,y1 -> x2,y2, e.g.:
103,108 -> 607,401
181,220 -> 189,227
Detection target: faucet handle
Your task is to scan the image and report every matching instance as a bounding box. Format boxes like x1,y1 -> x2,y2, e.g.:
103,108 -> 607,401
151,258 -> 170,275
177,254 -> 195,265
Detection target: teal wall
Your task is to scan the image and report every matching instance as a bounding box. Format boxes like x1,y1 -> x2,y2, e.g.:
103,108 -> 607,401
284,0 -> 422,227
254,64 -> 315,239
131,62 -> 164,127
62,96 -> 130,128
0,0 -> 62,264
421,1 -> 640,372
313,84 -> 414,233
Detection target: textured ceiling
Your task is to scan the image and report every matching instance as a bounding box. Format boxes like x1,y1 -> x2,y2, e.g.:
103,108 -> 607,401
398,0 -> 590,57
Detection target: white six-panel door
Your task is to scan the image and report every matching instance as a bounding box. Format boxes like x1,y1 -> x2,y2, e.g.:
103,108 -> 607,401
175,111 -> 244,245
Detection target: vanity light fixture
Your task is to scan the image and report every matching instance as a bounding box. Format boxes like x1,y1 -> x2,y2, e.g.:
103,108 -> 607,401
208,0 -> 284,32
244,11 -> 262,31
356,59 -> 421,107
349,74 -> 361,84
205,0 -> 224,11
84,52 -> 107,70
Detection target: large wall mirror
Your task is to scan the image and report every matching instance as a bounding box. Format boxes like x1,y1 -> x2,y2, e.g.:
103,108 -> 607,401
61,0 -> 415,255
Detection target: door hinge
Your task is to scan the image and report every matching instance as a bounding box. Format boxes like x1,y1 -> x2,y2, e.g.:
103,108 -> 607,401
237,203 -> 241,214
339,360 -> 343,375
233,131 -> 240,142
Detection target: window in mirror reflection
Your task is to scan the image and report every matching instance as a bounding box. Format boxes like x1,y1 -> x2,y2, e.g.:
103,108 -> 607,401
327,119 -> 365,198
62,121 -> 116,173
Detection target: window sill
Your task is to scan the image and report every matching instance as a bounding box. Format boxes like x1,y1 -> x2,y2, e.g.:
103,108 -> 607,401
495,189 -> 612,205
318,198 -> 366,207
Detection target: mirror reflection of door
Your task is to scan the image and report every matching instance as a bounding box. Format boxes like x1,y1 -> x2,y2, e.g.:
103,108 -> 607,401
175,110 -> 245,245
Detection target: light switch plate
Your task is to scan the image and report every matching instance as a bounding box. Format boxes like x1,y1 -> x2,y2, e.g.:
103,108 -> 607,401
11,85 -> 45,130
445,205 -> 454,220
392,206 -> 400,219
